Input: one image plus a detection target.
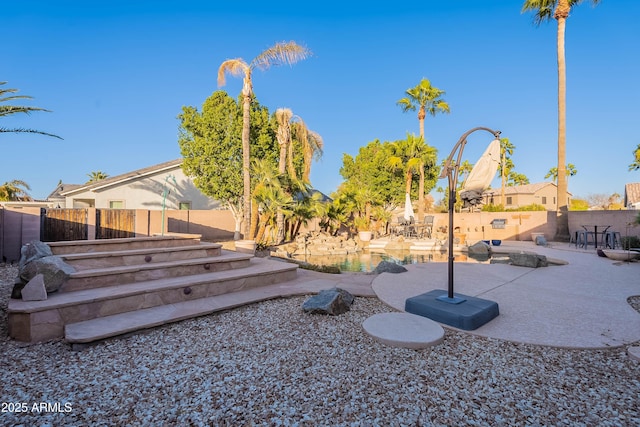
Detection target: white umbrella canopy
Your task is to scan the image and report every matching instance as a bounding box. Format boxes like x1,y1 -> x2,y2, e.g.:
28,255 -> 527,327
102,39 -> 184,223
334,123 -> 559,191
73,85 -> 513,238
403,192 -> 415,221
460,139 -> 501,208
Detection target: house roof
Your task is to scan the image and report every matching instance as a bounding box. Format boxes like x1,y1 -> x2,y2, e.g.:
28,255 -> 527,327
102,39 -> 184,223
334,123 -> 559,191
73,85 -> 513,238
624,182 -> 640,205
60,159 -> 183,196
47,183 -> 82,200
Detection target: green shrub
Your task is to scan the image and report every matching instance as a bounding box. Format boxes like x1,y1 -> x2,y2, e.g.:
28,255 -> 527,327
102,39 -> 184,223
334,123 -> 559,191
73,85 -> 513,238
621,236 -> 640,250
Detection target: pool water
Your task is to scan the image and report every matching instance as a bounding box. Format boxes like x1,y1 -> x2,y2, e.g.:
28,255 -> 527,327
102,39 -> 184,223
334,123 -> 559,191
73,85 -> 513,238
291,249 -> 490,273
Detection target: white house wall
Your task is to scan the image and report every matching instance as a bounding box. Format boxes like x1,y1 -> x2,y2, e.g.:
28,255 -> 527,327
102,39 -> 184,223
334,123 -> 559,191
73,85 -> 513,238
65,167 -> 222,210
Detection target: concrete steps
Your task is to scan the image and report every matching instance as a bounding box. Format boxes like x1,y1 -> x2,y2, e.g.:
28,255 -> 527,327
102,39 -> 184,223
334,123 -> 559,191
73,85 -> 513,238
60,242 -> 222,269
62,251 -> 252,292
8,236 -> 298,343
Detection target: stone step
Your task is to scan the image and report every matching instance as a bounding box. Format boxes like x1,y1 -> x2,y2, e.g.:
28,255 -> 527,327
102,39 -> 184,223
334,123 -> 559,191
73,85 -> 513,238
48,235 -> 202,255
65,275 -> 297,344
9,258 -> 299,343
60,242 -> 222,270
61,250 -> 252,292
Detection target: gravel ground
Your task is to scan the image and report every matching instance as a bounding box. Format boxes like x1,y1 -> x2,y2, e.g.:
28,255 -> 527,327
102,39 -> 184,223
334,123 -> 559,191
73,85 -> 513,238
1,263 -> 639,426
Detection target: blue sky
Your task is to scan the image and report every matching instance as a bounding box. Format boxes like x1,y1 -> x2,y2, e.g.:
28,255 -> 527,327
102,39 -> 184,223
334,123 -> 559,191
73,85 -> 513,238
4,1 -> 640,203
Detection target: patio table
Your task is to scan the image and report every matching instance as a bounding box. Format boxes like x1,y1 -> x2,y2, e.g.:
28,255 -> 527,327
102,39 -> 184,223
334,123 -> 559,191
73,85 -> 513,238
581,225 -> 611,249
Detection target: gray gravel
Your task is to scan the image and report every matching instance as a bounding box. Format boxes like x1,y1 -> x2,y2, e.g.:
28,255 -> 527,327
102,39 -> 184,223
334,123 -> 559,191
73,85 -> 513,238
1,263 -> 639,426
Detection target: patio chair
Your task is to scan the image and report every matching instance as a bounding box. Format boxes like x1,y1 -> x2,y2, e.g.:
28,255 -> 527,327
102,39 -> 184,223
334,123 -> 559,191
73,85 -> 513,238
420,215 -> 434,238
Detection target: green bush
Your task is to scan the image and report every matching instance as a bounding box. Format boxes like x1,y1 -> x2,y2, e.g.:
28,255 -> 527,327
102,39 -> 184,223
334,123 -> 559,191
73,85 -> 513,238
621,236 -> 640,250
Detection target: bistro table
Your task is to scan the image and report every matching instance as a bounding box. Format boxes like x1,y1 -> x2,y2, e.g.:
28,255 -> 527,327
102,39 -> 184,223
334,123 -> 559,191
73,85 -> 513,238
581,225 -> 611,249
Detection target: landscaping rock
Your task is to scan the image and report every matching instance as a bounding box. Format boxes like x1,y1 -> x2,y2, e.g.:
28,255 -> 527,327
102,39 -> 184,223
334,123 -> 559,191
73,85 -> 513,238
19,255 -> 76,293
18,240 -> 53,270
21,274 -> 48,301
509,252 -> 548,268
468,241 -> 491,256
302,287 -> 355,315
372,261 -> 407,274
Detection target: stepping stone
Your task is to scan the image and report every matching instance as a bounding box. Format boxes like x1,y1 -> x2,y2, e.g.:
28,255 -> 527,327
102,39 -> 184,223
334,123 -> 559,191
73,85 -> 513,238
362,312 -> 444,349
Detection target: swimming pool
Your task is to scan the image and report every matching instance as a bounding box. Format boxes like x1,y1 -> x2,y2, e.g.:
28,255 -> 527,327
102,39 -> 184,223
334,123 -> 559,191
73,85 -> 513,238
291,249 -> 490,272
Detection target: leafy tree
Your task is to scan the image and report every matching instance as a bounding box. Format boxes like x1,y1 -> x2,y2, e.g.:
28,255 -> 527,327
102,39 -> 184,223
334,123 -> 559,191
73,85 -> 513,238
522,0 -> 602,240
570,198 -> 589,210
587,192 -> 621,210
629,144 -> 640,171
397,78 -> 450,139
217,41 -> 311,238
0,82 -> 62,140
0,179 -> 32,201
178,91 -> 244,240
86,171 -> 109,183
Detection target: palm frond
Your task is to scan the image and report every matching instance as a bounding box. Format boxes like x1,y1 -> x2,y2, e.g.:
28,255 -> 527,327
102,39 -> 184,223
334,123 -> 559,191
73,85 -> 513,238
0,127 -> 63,139
252,41 -> 311,71
217,59 -> 249,87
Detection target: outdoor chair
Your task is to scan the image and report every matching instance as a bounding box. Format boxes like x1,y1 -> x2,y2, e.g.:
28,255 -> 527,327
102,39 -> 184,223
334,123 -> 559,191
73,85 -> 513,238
419,215 -> 434,238
602,231 -> 622,249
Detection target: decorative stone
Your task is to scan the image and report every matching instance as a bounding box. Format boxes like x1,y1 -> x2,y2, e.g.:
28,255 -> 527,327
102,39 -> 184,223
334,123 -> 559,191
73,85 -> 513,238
468,241 -> 491,256
508,252 -> 548,268
302,287 -> 355,315
18,240 -> 53,270
20,255 -> 76,293
372,261 -> 407,274
22,274 -> 48,301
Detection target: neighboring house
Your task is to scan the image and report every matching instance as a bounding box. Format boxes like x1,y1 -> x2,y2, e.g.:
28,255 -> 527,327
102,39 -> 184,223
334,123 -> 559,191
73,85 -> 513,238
624,182 -> 640,209
482,182 -> 571,211
56,159 -> 222,210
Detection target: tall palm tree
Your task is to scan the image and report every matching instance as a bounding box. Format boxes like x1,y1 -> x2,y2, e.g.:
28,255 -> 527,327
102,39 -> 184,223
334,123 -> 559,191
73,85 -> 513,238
522,0 -> 601,240
499,138 -> 515,206
217,41 -> 311,239
86,171 -> 109,183
397,78 -> 450,139
0,179 -> 32,201
0,82 -> 62,139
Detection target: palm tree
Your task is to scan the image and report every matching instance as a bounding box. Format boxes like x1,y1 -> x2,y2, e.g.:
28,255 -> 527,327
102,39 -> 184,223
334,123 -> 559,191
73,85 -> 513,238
498,138 -> 515,206
86,171 -> 109,183
522,0 -> 601,240
0,82 -> 62,139
387,134 -> 437,221
0,179 -> 32,201
217,41 -> 311,239
629,144 -> 640,171
273,108 -> 323,244
545,163 -> 577,182
397,78 -> 450,139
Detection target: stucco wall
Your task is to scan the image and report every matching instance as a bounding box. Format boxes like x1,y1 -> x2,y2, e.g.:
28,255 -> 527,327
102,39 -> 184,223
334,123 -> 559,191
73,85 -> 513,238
65,167 -> 221,210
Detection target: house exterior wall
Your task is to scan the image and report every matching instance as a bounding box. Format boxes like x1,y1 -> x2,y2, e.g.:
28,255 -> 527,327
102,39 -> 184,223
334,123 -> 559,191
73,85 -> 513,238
65,167 -> 221,210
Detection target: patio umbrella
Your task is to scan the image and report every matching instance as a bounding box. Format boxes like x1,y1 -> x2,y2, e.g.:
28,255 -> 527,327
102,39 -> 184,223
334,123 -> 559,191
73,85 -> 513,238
459,139 -> 501,208
403,192 -> 415,221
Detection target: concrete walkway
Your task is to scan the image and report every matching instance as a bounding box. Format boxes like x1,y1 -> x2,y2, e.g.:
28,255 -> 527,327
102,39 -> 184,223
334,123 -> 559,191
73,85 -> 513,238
370,241 -> 640,349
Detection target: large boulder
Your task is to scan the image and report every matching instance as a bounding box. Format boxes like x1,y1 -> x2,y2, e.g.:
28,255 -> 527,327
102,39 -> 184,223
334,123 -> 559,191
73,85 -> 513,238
302,288 -> 355,315
468,241 -> 491,256
509,252 -> 548,268
18,240 -> 53,270
372,261 -> 407,274
19,255 -> 75,293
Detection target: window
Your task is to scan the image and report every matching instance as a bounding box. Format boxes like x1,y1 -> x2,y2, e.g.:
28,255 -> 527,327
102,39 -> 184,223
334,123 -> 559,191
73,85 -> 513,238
506,196 -> 512,205
179,202 -> 191,210
542,196 -> 547,205
109,200 -> 124,209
